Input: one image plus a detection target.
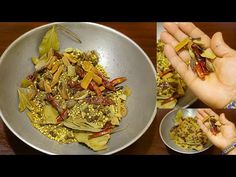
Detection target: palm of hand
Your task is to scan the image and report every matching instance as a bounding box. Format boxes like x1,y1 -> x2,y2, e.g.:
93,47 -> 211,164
192,56 -> 236,108
160,22 -> 236,108
196,109 -> 236,151
209,123 -> 236,150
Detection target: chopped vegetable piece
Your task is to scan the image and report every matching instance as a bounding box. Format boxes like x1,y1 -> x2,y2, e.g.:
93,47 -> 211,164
64,53 -> 77,63
47,56 -> 57,69
82,61 -> 93,72
201,48 -> 216,59
81,71 -> 94,89
92,74 -> 102,85
32,57 -> 39,65
192,39 -> 205,47
189,48 -> 195,59
44,80 -> 52,93
58,81 -> 69,100
51,61 -> 61,74
156,99 -> 177,109
67,65 -> 76,77
63,121 -> 101,132
35,54 -> 49,71
21,79 -> 32,88
99,86 -> 105,92
62,56 -> 70,66
43,105 -> 59,124
74,90 -> 89,100
175,38 -> 190,52
51,65 -> 64,87
123,85 -> 132,96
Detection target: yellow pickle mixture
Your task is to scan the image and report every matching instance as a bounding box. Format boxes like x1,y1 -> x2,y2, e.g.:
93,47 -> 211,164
18,25 -> 131,151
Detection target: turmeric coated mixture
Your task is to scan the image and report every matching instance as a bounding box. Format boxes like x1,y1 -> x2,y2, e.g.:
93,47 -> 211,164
18,25 -> 131,151
170,110 -> 208,151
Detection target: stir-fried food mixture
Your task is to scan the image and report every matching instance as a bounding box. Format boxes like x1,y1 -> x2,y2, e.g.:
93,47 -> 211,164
157,40 -> 187,108
17,25 -> 131,151
175,37 -> 216,80
202,115 -> 221,135
170,110 -> 208,151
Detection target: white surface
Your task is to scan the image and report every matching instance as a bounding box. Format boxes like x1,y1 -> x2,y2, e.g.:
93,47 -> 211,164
157,22 -> 164,40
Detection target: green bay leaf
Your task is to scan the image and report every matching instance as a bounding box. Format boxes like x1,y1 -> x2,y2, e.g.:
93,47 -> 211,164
39,26 -> 60,57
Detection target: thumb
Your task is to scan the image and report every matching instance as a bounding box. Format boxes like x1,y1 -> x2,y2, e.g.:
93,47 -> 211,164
211,32 -> 235,57
219,113 -> 232,125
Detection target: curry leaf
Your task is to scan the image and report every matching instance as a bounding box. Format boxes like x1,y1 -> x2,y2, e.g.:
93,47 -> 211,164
39,26 -> 60,57
75,133 -> 110,151
17,88 -> 34,112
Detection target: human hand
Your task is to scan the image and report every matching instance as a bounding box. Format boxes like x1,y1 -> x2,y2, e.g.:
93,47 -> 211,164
196,109 -> 236,154
161,22 -> 236,108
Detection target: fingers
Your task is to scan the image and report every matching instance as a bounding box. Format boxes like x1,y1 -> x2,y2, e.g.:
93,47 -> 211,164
197,109 -> 209,119
197,109 -> 219,130
163,22 -> 210,48
219,113 -> 232,125
178,22 -> 210,48
197,109 -> 218,118
196,112 -> 205,121
163,23 -> 188,42
197,118 -> 213,138
211,32 -> 236,57
164,44 -> 198,84
196,112 -> 211,129
160,31 -> 178,47
161,22 -> 211,63
160,31 -> 191,62
204,109 -> 219,118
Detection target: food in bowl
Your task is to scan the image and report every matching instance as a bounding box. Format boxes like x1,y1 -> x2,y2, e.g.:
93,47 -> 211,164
175,37 -> 216,80
17,25 -> 131,151
157,40 -> 187,108
170,110 -> 208,151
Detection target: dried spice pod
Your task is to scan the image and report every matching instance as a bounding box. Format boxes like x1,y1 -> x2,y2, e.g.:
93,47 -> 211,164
175,38 -> 217,80
195,62 -> 205,80
202,115 -> 221,135
209,118 -> 220,135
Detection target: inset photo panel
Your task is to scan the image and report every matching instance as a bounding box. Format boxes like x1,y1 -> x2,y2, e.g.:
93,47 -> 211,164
157,22 -> 236,109
158,108 -> 236,155
0,22 -> 157,155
